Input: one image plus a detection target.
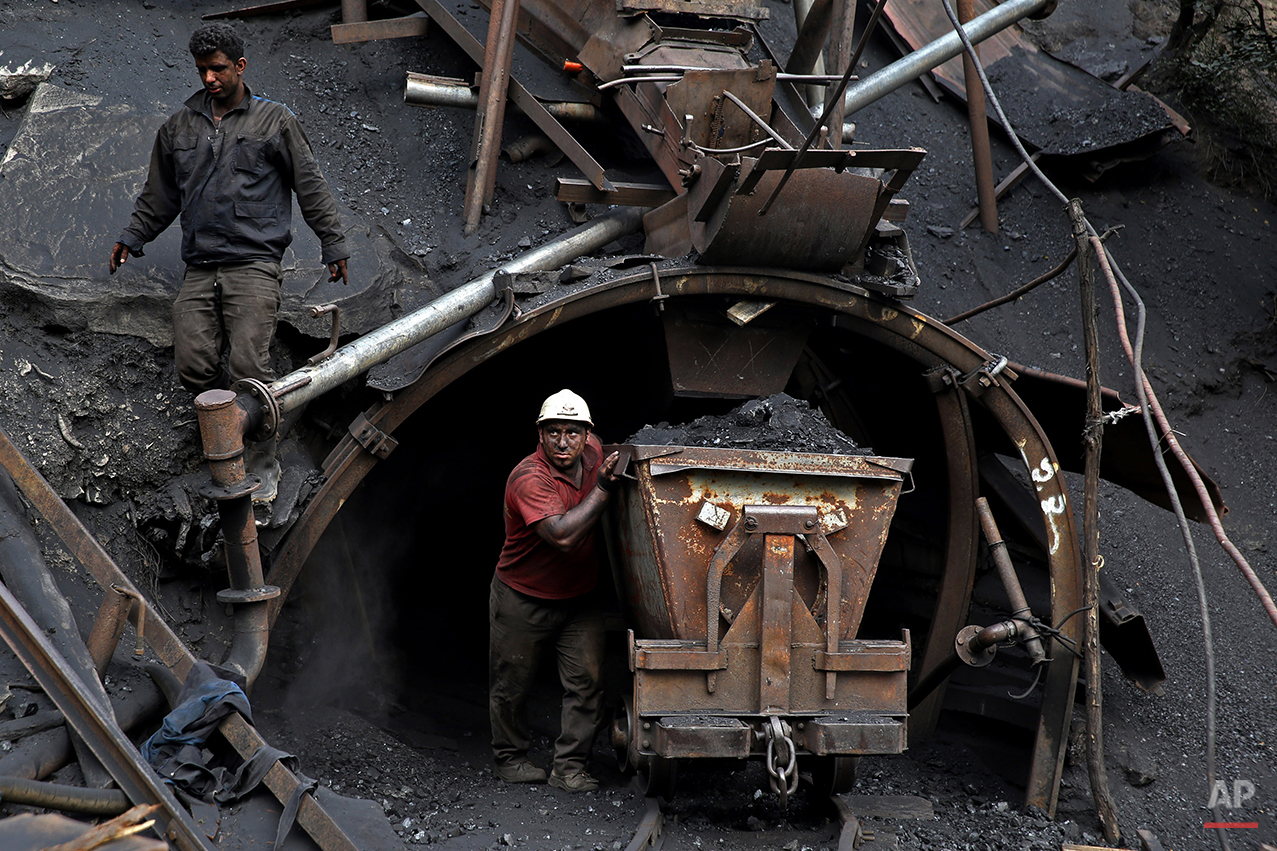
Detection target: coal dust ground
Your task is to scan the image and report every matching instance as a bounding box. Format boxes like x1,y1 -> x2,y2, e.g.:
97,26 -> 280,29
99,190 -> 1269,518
0,1 -> 1276,850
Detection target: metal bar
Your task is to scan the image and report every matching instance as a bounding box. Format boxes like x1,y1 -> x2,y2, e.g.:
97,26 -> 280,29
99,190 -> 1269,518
0,425 -> 359,851
267,207 -> 642,415
975,498 -> 1046,663
787,0 -> 834,77
406,73 -> 604,122
958,0 -> 997,233
332,12 -> 429,44
201,0 -> 326,20
414,0 -> 614,192
341,0 -> 368,22
759,533 -> 795,714
824,0 -> 854,146
0,581 -> 212,851
791,0 -> 829,106
842,0 -> 1050,115
219,716 -> 360,851
909,367 -> 979,742
959,152 -> 1040,229
554,178 -> 676,207
624,795 -> 664,851
86,587 -> 133,677
464,0 -> 522,233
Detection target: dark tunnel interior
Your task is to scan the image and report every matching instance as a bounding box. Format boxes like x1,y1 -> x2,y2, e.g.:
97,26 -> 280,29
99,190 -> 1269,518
272,296 -> 983,721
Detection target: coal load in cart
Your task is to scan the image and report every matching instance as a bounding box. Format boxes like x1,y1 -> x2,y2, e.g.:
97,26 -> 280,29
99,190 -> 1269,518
603,444 -> 913,803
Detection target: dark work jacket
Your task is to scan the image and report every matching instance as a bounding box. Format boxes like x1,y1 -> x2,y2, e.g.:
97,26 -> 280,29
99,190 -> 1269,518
117,86 -> 349,267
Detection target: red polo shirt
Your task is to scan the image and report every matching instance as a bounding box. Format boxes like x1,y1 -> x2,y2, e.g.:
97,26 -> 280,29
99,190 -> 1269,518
494,433 -> 603,599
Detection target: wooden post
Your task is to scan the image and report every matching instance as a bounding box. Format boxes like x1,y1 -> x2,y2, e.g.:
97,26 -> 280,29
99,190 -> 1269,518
1068,198 -> 1120,844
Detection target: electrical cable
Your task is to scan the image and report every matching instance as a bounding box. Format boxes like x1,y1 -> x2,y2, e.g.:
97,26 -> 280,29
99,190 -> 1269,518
1098,244 -> 1230,851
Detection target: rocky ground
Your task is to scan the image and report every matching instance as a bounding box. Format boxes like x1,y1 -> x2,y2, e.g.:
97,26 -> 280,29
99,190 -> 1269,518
0,0 -> 1275,849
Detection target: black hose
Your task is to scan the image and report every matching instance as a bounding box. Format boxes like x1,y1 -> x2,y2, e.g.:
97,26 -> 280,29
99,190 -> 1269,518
0,775 -> 129,815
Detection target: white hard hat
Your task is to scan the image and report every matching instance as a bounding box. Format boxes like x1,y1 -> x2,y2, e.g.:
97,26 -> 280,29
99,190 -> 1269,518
536,389 -> 593,426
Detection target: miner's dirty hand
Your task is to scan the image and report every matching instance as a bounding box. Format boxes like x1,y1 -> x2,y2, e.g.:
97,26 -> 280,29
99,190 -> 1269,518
599,451 -> 620,485
109,243 -> 130,274
328,258 -> 349,285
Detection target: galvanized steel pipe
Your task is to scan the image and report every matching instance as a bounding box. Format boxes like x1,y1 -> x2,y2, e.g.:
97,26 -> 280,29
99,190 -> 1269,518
406,74 -> 604,123
270,206 -> 644,413
842,0 -> 1050,115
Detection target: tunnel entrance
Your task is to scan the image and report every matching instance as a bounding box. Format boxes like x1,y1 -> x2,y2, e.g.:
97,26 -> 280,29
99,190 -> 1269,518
266,294 -> 957,727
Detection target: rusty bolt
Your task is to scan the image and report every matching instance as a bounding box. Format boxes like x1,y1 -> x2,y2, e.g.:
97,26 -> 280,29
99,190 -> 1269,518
642,740 -> 651,749
643,722 -> 651,730
804,519 -> 816,530
744,517 -> 758,530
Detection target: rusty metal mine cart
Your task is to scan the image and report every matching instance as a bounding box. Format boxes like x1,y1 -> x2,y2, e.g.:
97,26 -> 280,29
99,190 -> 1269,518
605,444 -> 913,803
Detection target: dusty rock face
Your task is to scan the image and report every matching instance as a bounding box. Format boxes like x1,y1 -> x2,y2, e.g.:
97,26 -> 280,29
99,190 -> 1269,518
627,393 -> 873,455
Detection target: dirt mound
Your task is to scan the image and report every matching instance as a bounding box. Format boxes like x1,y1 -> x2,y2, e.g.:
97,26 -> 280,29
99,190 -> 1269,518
626,393 -> 872,455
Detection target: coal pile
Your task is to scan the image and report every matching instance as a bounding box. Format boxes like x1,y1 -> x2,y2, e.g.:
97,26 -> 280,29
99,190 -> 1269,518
626,394 -> 872,455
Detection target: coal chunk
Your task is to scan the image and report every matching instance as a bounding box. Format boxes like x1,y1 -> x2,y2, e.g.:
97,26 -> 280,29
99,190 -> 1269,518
627,393 -> 871,455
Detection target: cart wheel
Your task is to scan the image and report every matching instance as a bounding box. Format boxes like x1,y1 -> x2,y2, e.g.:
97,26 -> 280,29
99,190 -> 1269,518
638,754 -> 678,799
611,698 -> 637,776
807,756 -> 858,797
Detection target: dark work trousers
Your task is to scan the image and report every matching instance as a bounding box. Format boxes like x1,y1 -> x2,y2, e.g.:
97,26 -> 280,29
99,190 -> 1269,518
489,575 -> 605,775
173,261 -> 282,394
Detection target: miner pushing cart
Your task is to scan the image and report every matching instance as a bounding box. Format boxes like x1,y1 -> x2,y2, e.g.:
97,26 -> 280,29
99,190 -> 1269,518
603,443 -> 914,804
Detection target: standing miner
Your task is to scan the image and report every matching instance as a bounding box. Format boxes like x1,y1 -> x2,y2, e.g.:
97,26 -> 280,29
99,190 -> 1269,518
490,390 -> 620,792
109,23 -> 348,502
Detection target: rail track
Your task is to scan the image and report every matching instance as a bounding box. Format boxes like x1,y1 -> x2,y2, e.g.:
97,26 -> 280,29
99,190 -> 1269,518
622,779 -> 916,851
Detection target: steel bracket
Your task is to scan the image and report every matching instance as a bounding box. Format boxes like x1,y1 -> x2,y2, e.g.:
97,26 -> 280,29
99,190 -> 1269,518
232,378 -> 280,442
742,504 -> 819,535
957,353 -> 1008,397
922,364 -> 959,394
349,413 -> 398,459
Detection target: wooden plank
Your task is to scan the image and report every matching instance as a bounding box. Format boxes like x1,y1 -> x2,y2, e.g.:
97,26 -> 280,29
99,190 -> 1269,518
331,13 -> 430,44
554,177 -> 676,207
841,795 -> 935,820
884,197 -> 909,221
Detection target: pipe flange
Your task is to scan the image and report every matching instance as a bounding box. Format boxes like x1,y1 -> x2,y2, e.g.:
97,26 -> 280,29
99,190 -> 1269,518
196,475 -> 261,502
955,624 -> 997,667
232,378 -> 279,443
216,585 -> 282,604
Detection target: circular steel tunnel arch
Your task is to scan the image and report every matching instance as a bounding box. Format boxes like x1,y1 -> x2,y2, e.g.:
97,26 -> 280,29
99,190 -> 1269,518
266,266 -> 1082,815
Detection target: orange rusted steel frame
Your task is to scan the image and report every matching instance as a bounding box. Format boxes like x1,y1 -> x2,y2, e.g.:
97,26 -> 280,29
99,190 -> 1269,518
0,424 -> 360,851
265,266 -> 1083,814
908,365 -> 979,740
957,0 -> 997,233
464,0 -> 522,233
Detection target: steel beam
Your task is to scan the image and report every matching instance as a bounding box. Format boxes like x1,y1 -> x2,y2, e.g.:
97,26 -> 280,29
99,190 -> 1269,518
0,581 -> 212,851
414,0 -> 614,192
842,0 -> 1050,115
464,0 -> 522,233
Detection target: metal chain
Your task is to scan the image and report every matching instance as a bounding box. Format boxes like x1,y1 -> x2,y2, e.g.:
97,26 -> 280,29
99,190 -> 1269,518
763,716 -> 799,807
